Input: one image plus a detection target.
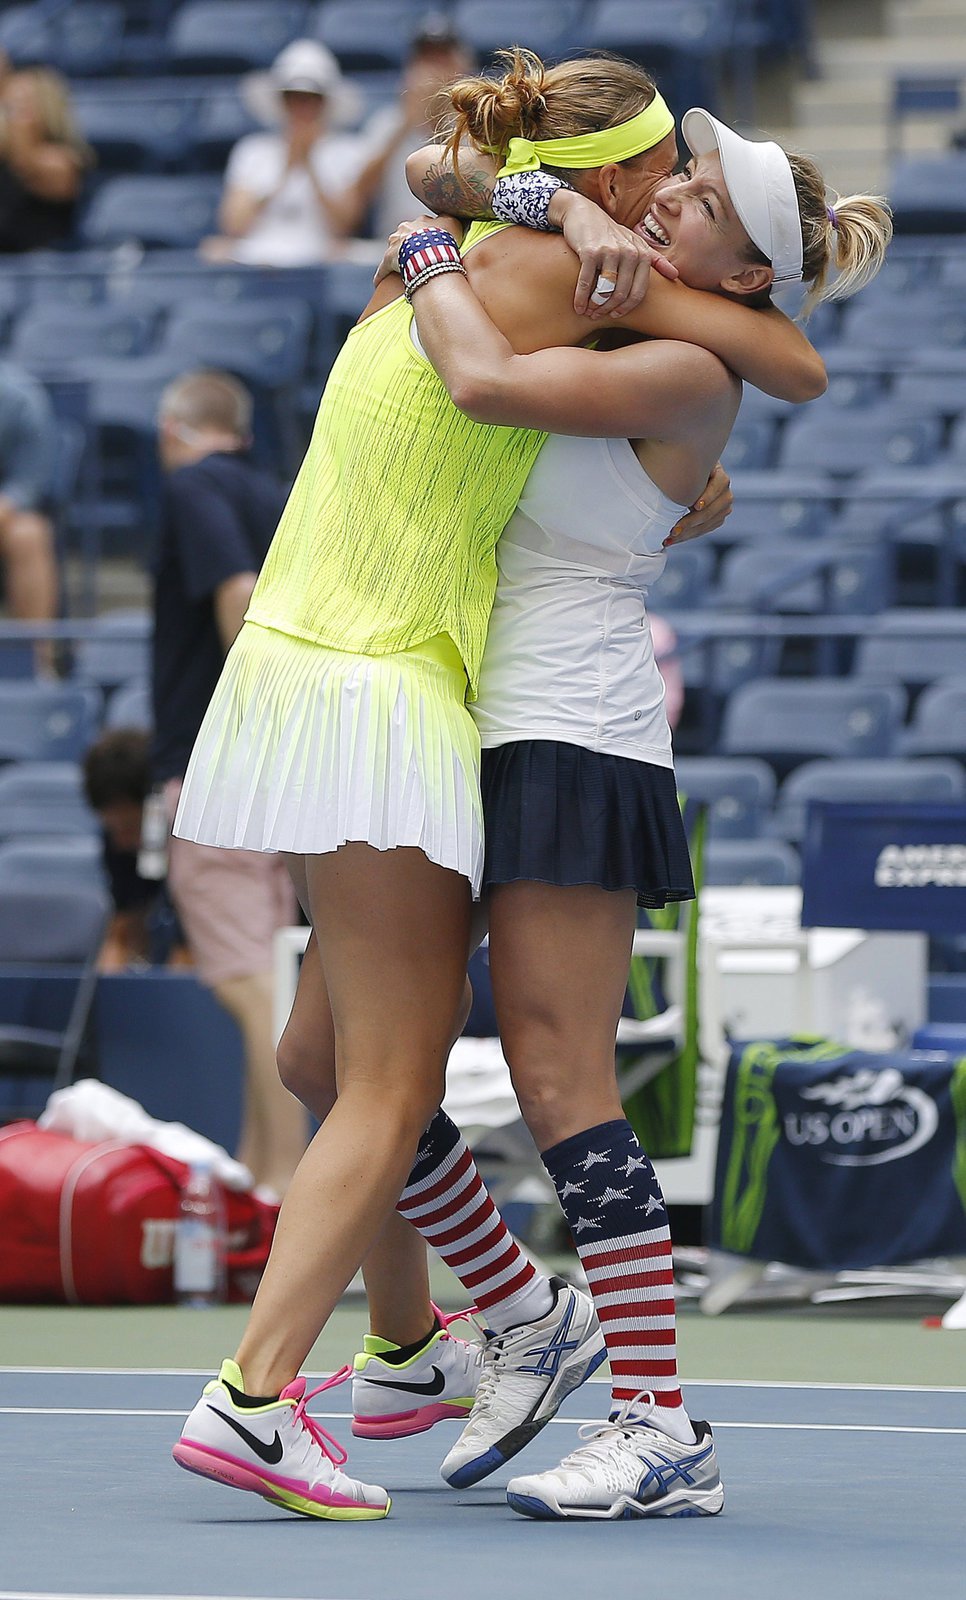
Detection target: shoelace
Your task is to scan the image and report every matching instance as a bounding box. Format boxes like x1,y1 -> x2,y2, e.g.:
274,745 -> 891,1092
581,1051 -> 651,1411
313,1301 -> 484,1402
292,1370 -> 352,1468
559,1390 -> 659,1479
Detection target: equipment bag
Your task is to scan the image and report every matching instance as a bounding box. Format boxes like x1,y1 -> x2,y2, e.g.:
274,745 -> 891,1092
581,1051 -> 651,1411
0,1121 -> 277,1304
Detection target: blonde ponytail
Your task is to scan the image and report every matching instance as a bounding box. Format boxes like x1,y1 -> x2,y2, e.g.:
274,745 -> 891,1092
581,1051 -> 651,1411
787,153 -> 892,314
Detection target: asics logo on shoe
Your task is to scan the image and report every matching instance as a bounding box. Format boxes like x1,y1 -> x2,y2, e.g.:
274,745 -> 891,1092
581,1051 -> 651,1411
212,1408 -> 285,1464
366,1366 -> 447,1397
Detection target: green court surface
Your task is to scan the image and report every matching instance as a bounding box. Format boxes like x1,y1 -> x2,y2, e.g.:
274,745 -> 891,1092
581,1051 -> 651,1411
1,1294 -> 961,1387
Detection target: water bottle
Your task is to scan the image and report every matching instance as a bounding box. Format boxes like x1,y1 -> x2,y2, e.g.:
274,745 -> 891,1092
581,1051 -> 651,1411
174,1160 -> 227,1307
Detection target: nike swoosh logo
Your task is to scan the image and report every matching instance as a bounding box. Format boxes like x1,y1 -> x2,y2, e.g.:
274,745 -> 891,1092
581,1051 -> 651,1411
212,1407 -> 284,1464
366,1365 -> 447,1397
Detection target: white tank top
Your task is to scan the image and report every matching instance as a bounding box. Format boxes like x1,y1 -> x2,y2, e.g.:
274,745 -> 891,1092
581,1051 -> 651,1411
473,433 -> 689,766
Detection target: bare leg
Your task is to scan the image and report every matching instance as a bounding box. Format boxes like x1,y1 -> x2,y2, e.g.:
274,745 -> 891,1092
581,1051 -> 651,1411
214,971 -> 309,1198
0,508 -> 58,673
488,882 -> 636,1149
235,843 -> 471,1395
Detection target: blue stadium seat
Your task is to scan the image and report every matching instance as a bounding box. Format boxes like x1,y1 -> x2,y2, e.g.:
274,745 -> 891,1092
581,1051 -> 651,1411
452,1 -> 583,59
854,611 -> 966,686
716,542 -> 892,615
841,293 -> 966,352
893,354 -> 966,419
579,2 -> 733,108
647,545 -> 714,610
73,612 -> 152,692
720,679 -> 906,767
0,836 -> 106,894
677,631 -> 780,695
9,305 -> 156,374
770,757 -> 966,842
0,762 -> 99,841
889,154 -> 966,233
313,1 -> 421,71
0,686 -> 102,765
105,679 -> 153,732
73,95 -> 197,172
721,417 -> 779,471
779,402 -> 943,475
0,1 -> 125,75
169,2 -> 308,73
674,756 -> 775,839
939,255 -> 966,291
703,838 -> 800,886
80,176 -> 223,250
713,488 -> 835,545
900,677 -> 966,757
160,298 -> 313,389
191,93 -> 262,172
947,413 -> 966,465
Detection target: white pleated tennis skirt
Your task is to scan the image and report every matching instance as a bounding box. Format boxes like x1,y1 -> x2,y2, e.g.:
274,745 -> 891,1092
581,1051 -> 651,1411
174,621 -> 484,894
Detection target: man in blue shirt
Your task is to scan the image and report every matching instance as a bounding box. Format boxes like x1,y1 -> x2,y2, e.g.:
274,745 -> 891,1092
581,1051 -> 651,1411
153,370 -> 307,1197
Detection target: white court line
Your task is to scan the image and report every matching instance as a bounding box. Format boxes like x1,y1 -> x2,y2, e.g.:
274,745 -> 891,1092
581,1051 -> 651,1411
2,1368 -> 965,1394
2,1406 -> 964,1435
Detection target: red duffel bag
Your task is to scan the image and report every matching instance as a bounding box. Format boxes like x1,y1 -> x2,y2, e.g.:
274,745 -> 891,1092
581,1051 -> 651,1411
0,1122 -> 278,1304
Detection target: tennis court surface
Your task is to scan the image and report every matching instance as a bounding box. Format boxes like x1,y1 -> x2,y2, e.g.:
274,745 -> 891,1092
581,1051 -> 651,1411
2,1301 -> 964,1600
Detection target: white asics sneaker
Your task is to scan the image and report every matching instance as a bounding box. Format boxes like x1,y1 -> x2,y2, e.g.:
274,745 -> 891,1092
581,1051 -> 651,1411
506,1396 -> 724,1520
172,1359 -> 391,1520
351,1310 -> 482,1439
439,1276 -> 606,1489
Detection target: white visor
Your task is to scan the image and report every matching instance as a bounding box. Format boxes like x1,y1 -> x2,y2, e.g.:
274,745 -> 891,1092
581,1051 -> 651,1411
682,108 -> 803,285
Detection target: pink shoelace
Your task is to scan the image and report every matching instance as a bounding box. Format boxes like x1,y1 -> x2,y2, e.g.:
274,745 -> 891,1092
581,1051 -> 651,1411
311,1302 -> 480,1404
289,1371 -> 351,1467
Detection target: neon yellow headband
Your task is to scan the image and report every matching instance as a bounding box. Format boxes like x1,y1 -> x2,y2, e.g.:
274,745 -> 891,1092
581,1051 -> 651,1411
496,93 -> 675,177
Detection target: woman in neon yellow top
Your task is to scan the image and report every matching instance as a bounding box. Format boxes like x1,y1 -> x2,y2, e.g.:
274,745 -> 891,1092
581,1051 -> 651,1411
172,53 -> 831,1522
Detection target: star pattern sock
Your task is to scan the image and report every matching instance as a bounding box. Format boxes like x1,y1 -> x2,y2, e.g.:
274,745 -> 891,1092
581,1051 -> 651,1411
541,1117 -> 694,1440
397,1109 -> 554,1330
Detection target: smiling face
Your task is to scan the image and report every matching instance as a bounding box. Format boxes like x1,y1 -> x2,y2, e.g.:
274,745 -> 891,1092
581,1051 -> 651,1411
636,151 -> 775,298
569,130 -> 680,231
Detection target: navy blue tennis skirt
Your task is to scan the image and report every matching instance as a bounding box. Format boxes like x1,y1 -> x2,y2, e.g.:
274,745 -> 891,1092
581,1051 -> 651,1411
480,739 -> 694,908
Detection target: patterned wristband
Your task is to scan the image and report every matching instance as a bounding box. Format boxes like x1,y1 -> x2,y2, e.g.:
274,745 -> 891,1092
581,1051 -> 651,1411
492,170 -> 574,232
404,259 -> 466,302
399,227 -> 462,287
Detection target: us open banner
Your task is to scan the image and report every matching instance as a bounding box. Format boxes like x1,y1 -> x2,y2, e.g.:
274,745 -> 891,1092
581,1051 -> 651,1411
709,1038 -> 966,1270
801,801 -> 966,934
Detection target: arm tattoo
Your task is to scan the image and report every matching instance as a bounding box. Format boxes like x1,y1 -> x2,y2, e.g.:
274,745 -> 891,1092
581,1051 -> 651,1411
419,159 -> 495,221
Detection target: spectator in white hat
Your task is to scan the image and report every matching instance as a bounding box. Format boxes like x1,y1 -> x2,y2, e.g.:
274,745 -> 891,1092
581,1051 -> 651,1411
201,40 -> 366,266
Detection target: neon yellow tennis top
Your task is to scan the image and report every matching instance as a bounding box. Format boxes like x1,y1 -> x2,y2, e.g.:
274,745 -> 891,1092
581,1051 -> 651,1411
246,222 -> 547,698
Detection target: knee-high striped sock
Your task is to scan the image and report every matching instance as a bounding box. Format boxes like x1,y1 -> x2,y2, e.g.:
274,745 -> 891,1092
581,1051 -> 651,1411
541,1118 -> 694,1443
397,1110 -> 554,1333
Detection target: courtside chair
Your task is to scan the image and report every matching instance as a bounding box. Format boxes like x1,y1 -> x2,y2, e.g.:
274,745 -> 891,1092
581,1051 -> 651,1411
720,679 -> 907,773
900,678 -> 966,759
80,175 -> 223,250
0,763 -> 99,843
0,884 -> 109,1125
769,758 -> 966,844
168,2 -> 308,73
105,679 -> 153,733
313,1 -> 421,71
0,685 -> 102,766
674,756 -> 776,840
452,1 -> 584,61
0,837 -> 107,895
703,837 -> 800,887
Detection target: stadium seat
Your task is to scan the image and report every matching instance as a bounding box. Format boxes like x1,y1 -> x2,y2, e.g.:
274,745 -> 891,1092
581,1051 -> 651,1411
893,355 -> 966,419
720,679 -> 906,769
721,417 -> 779,471
713,490 -> 835,545
0,685 -> 102,766
313,1 -> 422,70
0,836 -> 106,894
73,95 -> 198,173
716,542 -> 893,615
770,757 -> 966,842
889,154 -> 966,233
169,2 -> 308,73
159,298 -> 313,389
452,1 -> 583,60
73,612 -> 152,692
0,883 -> 109,1122
841,293 -> 966,352
900,677 -> 966,757
1,1 -> 125,76
674,756 -> 776,839
579,1 -> 733,109
779,402 -> 943,475
0,763 -> 99,842
854,612 -> 966,687
105,679 -> 153,732
648,544 -> 714,610
9,305 -> 156,374
191,93 -> 262,172
80,176 -> 223,250
703,838 -> 801,887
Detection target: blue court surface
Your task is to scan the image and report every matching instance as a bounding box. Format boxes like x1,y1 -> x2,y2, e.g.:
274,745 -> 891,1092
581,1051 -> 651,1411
2,1368 -> 964,1600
